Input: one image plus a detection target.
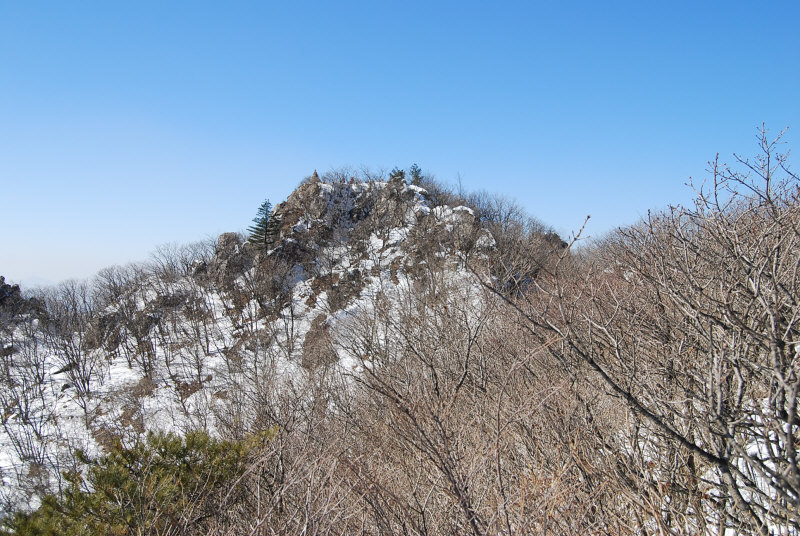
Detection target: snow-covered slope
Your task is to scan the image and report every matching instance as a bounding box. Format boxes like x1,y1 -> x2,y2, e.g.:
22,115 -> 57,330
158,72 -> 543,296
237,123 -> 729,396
0,176 -> 508,512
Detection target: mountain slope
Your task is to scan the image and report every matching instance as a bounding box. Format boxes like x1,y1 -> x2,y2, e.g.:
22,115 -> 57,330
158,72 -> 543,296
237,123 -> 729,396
5,142 -> 796,535
0,172 -> 558,515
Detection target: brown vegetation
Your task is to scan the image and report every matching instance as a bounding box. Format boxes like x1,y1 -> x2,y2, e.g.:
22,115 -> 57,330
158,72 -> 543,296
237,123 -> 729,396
2,135 -> 798,534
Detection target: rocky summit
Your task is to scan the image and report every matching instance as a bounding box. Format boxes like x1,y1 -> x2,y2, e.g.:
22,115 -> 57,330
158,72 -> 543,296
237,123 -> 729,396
2,153 -> 798,535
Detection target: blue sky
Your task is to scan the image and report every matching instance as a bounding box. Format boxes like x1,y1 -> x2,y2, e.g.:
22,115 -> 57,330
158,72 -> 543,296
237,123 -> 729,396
2,1 -> 798,286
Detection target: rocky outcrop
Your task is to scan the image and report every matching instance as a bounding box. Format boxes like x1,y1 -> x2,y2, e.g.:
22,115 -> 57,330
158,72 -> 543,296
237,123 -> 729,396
0,276 -> 45,323
205,233 -> 254,289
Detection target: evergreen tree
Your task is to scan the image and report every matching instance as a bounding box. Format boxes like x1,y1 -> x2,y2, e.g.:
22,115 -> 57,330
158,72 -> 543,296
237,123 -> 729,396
409,163 -> 423,185
389,167 -> 405,191
389,167 -> 405,183
4,430 -> 271,536
263,209 -> 282,248
247,199 -> 272,252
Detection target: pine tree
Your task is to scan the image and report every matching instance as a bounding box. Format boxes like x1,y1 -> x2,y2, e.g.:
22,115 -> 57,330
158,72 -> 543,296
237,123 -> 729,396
389,167 -> 405,191
247,199 -> 272,252
264,210 -> 282,248
409,163 -> 423,185
389,167 -> 405,183
6,430 -> 271,535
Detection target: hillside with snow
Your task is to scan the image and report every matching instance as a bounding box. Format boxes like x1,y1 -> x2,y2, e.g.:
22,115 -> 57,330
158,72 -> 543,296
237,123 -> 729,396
2,150 -> 799,535
0,172 -> 556,511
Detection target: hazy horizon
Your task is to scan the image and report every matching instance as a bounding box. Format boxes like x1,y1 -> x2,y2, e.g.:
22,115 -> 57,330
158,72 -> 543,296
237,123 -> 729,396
3,1 -> 798,287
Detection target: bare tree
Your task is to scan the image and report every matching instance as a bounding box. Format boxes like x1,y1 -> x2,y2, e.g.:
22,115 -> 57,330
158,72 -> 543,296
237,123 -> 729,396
42,280 -> 106,420
486,127 -> 799,534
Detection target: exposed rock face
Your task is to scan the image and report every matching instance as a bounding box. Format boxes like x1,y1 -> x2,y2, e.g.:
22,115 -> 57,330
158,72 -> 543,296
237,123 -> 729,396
0,174 -> 563,516
0,276 -> 44,323
205,233 -> 253,289
0,276 -> 21,306
215,232 -> 245,261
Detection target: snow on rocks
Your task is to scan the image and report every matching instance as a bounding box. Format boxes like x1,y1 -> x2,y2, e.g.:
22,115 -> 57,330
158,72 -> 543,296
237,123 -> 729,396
0,177 -> 504,514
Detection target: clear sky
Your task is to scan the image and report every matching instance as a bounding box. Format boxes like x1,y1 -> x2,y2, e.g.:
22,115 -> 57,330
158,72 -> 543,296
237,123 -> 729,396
2,1 -> 798,287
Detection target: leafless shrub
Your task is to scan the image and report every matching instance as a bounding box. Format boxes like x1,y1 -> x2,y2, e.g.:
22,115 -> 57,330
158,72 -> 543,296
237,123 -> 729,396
490,126 -> 799,535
